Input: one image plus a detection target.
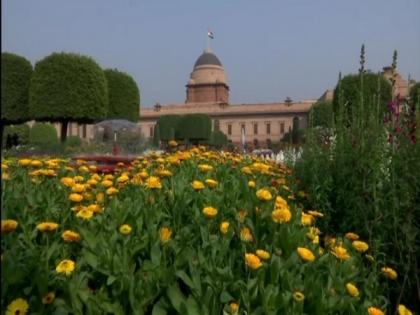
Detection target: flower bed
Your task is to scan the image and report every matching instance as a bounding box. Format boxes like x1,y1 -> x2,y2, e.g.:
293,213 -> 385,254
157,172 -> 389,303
1,148 -> 412,314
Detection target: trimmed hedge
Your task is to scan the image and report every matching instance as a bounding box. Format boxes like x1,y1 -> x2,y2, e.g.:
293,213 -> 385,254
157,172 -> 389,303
104,69 -> 140,122
29,122 -> 58,146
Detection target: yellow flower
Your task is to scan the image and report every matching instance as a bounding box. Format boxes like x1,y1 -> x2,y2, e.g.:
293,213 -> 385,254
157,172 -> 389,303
293,291 -> 305,302
301,212 -> 314,226
381,267 -> 398,280
61,230 -> 81,243
73,175 -> 84,182
169,140 -> 178,147
245,253 -> 262,270
345,232 -> 360,240
76,208 -> 93,220
101,179 -> 114,188
145,176 -> 162,189
138,171 -> 149,179
248,180 -> 256,188
5,298 -> 29,315
241,166 -> 252,174
256,249 -> 270,260
191,180 -> 205,190
229,302 -> 239,314
42,291 -> 55,304
119,224 -> 132,235
307,210 -> 324,218
71,183 -> 86,193
236,209 -> 247,222
275,196 -> 288,208
272,208 -> 292,223
256,188 -> 273,201
60,177 -> 75,187
106,187 -> 119,195
36,222 -> 59,232
297,247 -> 315,262
30,160 -> 43,167
306,227 -> 320,244
117,175 -> 129,183
205,179 -> 218,188
87,204 -> 102,214
159,227 -> 172,243
18,159 -> 31,166
79,165 -> 89,173
2,173 -> 10,180
56,259 -> 76,276
397,304 -> 413,315
220,221 -> 230,234
368,307 -> 385,315
345,282 -> 359,297
203,206 -> 218,218
240,227 -> 253,242
69,193 -> 83,202
96,192 -> 105,203
198,164 -> 213,172
1,220 -> 18,234
91,173 -> 101,181
352,240 -> 369,253
331,246 -> 350,261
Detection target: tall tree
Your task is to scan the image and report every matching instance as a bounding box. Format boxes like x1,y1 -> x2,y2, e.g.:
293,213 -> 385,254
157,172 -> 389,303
177,114 -> 211,144
104,69 -> 140,122
29,52 -> 108,142
1,52 -> 33,145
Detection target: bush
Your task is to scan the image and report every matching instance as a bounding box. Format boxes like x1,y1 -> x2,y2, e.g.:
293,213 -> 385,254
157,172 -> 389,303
177,113 -> 211,143
209,130 -> 228,149
29,122 -> 59,147
309,101 -> 333,128
3,124 -> 30,147
65,135 -> 83,148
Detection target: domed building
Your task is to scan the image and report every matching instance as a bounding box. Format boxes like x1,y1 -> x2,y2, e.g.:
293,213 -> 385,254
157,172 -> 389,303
139,47 -> 316,148
186,49 -> 229,104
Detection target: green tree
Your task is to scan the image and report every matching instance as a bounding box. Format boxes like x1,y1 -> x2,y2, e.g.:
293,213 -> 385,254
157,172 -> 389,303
3,124 -> 30,147
333,72 -> 392,120
1,52 -> 33,145
29,52 -> 108,142
209,130 -> 228,149
177,114 -> 211,144
155,115 -> 181,142
310,101 -> 333,128
104,69 -> 140,122
409,82 -> 420,107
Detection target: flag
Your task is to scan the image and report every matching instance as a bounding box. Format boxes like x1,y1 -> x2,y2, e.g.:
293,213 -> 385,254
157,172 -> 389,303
207,31 -> 214,39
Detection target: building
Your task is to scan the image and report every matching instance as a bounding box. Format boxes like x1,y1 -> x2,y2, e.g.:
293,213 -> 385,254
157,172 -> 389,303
139,48 -> 316,148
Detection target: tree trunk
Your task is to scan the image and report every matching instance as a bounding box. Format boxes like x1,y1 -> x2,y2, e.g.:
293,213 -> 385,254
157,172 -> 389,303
0,123 -> 4,149
61,121 -> 68,143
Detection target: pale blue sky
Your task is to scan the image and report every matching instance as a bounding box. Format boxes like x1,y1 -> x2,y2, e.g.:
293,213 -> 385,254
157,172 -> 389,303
3,0 -> 420,107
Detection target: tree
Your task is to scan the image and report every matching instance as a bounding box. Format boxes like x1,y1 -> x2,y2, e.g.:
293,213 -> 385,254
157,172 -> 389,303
2,124 -> 30,148
1,52 -> 33,145
29,52 -> 108,142
309,101 -> 333,128
409,82 -> 420,108
104,69 -> 140,122
209,130 -> 228,149
155,115 -> 181,142
333,72 -> 392,120
177,114 -> 211,144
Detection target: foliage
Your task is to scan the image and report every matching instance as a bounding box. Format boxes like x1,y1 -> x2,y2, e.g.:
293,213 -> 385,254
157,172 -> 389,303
1,149 -> 409,314
295,67 -> 419,313
1,52 -> 33,124
177,114 -> 211,143
155,115 -> 181,142
29,52 -> 108,141
65,136 -> 83,148
29,122 -> 59,147
332,72 -> 392,122
2,124 -> 30,147
309,101 -> 333,128
104,69 -> 140,122
209,130 -> 228,148
409,82 -> 420,107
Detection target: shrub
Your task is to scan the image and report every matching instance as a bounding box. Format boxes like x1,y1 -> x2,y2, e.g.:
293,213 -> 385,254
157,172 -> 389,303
29,122 -> 59,147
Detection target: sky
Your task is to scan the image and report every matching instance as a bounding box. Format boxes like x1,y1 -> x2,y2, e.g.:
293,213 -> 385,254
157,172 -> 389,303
2,0 -> 420,107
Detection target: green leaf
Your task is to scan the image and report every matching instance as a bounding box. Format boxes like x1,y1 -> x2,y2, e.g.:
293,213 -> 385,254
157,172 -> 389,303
107,275 -> 117,285
167,284 -> 186,313
220,291 -> 234,303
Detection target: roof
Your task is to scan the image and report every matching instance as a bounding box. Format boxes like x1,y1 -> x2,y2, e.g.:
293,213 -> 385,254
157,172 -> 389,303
194,50 -> 223,68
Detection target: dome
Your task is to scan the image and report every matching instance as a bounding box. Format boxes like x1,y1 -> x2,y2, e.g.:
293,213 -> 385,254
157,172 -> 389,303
189,49 -> 227,85
193,49 -> 222,68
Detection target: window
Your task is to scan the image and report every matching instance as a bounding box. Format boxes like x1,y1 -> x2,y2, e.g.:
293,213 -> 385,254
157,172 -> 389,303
227,124 -> 232,136
214,119 -> 220,131
266,123 -> 271,135
280,122 -> 285,134
253,123 -> 258,135
150,126 -> 154,137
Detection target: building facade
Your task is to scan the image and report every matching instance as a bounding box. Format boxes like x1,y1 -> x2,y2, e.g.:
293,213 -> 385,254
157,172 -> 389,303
139,48 -> 316,148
